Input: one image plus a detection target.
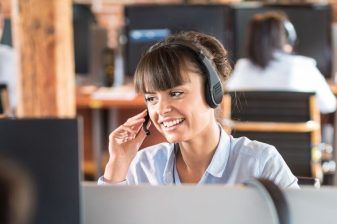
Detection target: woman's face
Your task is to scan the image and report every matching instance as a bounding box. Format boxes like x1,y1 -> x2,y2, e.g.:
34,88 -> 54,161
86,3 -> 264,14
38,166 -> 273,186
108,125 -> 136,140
144,71 -> 214,143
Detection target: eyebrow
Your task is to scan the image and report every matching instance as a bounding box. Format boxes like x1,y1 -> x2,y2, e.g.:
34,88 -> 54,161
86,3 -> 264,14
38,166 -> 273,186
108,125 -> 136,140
143,83 -> 191,94
144,91 -> 156,94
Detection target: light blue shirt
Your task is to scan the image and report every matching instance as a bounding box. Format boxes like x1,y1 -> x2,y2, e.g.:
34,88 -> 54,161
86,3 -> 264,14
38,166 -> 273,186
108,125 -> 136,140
99,127 -> 299,188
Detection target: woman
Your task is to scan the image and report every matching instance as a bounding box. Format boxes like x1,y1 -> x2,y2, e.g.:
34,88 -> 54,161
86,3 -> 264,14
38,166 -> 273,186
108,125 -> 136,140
227,11 -> 336,114
99,31 -> 298,188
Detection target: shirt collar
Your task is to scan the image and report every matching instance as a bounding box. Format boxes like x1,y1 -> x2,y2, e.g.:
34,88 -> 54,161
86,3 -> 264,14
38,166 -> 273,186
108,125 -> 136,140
205,126 -> 231,178
162,144 -> 176,184
162,126 -> 231,182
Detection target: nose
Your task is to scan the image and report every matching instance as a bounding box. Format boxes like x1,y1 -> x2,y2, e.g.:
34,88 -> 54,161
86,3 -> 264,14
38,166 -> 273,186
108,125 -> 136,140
157,97 -> 172,115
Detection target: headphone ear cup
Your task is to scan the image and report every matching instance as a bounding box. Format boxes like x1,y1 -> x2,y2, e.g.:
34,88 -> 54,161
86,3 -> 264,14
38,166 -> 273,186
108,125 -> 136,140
283,19 -> 297,47
205,82 -> 217,108
205,81 -> 223,108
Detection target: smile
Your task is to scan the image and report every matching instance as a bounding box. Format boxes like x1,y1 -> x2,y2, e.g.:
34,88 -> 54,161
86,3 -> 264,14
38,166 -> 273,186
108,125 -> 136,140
161,118 -> 184,128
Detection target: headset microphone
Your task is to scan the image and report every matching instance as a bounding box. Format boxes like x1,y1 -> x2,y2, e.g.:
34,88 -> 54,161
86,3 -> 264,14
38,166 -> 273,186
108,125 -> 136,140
142,111 -> 151,136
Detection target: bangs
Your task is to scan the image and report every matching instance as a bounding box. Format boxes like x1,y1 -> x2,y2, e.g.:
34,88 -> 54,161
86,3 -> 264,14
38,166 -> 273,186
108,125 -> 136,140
134,46 -> 201,93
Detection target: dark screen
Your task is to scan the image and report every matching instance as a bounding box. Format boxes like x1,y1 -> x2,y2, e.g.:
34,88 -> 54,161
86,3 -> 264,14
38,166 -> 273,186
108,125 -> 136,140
73,4 -> 96,75
0,119 -> 81,224
0,5 -> 96,76
124,5 -> 231,77
0,19 -> 12,46
232,3 -> 332,78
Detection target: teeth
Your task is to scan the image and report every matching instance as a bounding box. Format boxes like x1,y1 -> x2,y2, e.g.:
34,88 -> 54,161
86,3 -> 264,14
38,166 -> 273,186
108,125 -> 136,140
162,118 -> 184,128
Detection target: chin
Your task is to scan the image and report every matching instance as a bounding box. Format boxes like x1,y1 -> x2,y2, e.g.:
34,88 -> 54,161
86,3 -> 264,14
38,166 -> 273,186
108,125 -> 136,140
164,133 -> 187,144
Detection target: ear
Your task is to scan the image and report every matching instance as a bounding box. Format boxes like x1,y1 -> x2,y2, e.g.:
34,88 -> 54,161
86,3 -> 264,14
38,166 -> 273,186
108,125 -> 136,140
283,44 -> 293,53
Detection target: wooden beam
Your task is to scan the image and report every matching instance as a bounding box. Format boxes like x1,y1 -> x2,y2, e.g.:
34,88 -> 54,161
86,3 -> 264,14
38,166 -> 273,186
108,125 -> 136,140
231,121 -> 321,133
11,0 -> 75,117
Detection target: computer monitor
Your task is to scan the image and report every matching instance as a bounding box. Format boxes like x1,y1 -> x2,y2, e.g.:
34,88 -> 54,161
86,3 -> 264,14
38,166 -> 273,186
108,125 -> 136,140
0,18 -> 12,46
231,3 -> 332,78
1,4 -> 107,84
124,4 -> 232,77
73,4 -> 96,75
0,118 -> 81,224
82,183 -> 337,224
73,4 -> 109,85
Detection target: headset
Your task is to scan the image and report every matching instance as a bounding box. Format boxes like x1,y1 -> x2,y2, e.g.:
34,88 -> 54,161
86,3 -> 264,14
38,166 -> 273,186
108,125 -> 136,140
148,40 -> 224,109
142,111 -> 151,136
282,19 -> 297,47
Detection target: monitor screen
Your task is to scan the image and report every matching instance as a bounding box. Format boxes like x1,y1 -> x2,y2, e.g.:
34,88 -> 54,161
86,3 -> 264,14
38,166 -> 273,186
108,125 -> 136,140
73,3 -> 96,75
231,3 -> 332,78
0,18 -> 12,46
0,118 -> 81,224
124,5 -> 231,77
0,5 -> 97,77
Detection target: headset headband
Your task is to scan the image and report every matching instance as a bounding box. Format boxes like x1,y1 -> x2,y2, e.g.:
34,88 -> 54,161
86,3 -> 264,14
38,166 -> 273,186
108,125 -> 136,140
148,40 -> 223,108
283,19 -> 297,46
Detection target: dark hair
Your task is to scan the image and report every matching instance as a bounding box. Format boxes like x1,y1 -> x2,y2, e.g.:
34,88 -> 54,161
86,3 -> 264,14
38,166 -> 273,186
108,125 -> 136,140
134,31 -> 231,94
247,11 -> 289,68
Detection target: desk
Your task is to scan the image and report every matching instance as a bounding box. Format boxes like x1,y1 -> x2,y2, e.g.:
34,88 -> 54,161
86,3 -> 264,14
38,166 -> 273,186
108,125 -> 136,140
77,92 -> 146,109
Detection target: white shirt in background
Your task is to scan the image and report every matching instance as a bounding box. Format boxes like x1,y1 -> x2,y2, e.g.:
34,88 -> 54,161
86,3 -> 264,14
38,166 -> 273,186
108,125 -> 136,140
226,51 -> 336,114
0,44 -> 16,112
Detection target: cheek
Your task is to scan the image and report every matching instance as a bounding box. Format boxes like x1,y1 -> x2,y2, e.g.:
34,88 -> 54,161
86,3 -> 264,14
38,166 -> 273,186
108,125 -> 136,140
148,108 -> 160,127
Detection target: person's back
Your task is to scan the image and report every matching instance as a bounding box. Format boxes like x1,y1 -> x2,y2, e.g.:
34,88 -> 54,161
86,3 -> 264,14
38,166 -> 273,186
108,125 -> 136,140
226,11 -> 336,114
0,44 -> 16,111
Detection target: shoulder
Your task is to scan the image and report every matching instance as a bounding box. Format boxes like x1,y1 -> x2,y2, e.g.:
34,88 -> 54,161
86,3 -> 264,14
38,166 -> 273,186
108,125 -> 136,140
281,53 -> 317,67
230,136 -> 278,160
234,58 -> 254,69
133,142 -> 173,164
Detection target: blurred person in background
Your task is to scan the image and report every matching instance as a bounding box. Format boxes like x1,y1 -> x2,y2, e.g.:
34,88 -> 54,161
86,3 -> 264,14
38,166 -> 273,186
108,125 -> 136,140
227,11 -> 336,114
0,0 -> 16,114
0,156 -> 34,224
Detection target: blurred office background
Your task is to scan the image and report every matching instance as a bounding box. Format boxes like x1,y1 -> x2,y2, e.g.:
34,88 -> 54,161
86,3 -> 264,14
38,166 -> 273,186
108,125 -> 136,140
1,0 -> 337,184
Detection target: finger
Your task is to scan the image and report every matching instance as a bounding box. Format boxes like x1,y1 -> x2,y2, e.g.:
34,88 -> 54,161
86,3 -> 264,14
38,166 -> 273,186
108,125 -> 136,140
126,109 -> 148,122
109,127 -> 135,142
114,121 -> 141,135
115,133 -> 139,145
123,118 -> 145,128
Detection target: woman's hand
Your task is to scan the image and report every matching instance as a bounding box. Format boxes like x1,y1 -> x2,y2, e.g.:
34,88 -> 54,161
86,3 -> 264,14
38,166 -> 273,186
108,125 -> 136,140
103,110 -> 151,183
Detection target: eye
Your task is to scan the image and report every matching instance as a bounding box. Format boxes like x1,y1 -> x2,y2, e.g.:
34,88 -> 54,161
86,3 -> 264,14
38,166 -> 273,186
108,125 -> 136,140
144,95 -> 158,105
145,96 -> 155,102
169,91 -> 183,97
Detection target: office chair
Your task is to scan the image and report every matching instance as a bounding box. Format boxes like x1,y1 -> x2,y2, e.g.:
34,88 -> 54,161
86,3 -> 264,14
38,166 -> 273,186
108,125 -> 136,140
222,91 -> 334,184
0,84 -> 10,118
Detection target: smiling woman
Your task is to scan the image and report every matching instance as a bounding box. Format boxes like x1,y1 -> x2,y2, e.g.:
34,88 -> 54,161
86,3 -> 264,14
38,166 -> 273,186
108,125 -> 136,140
99,31 -> 299,188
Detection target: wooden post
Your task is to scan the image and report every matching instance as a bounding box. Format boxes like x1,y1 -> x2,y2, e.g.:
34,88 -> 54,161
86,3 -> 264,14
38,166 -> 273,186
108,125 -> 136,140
11,0 -> 75,117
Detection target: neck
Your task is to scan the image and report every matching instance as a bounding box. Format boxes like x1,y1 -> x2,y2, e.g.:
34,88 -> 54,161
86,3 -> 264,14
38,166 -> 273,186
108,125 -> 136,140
176,121 -> 220,182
